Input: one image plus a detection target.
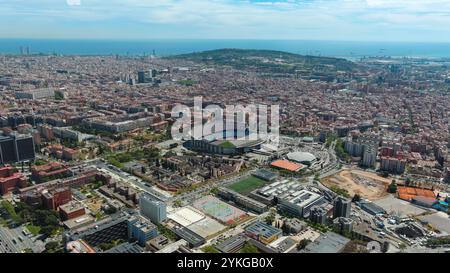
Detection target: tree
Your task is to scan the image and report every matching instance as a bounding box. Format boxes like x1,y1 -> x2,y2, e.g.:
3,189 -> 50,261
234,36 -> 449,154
202,245 -> 219,253
297,239 -> 311,250
388,181 -> 398,193
352,194 -> 361,203
265,210 -> 276,225
210,187 -> 219,195
314,173 -> 320,181
23,248 -> 34,253
405,178 -> 412,187
44,241 -> 64,253
240,242 -> 259,253
398,243 -> 407,252
173,200 -> 182,208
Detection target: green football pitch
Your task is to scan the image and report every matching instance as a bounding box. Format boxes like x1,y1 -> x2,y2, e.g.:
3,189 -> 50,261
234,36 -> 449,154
227,176 -> 268,195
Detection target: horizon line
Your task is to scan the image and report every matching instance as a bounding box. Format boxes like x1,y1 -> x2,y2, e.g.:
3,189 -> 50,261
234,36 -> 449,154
1,37 -> 450,44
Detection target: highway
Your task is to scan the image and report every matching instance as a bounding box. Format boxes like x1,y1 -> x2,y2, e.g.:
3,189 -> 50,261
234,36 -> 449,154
0,226 -> 44,253
92,159 -> 171,201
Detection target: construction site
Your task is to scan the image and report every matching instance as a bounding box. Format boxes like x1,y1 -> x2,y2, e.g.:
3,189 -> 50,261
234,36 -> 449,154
322,169 -> 395,200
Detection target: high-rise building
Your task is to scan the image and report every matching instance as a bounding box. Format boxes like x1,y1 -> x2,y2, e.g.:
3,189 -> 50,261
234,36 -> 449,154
137,70 -> 156,84
380,156 -> 406,174
361,145 -> 377,168
333,217 -> 354,234
0,133 -> 35,164
344,132 -> 379,168
309,206 -> 328,225
444,167 -> 450,183
137,71 -> 146,84
333,197 -> 351,219
139,193 -> 167,224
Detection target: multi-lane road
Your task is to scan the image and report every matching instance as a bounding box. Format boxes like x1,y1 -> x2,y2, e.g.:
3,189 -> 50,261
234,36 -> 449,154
0,226 -> 44,253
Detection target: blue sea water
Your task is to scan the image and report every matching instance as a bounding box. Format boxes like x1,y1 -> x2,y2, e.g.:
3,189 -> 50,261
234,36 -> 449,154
1,39 -> 450,58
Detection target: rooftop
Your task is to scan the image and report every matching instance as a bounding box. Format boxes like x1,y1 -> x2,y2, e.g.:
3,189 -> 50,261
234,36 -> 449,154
270,160 -> 305,172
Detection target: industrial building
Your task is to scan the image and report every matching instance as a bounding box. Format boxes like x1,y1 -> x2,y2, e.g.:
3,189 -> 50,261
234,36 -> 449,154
357,201 -> 386,216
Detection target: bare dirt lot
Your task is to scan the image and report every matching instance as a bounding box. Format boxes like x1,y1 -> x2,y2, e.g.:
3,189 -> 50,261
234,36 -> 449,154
322,169 -> 397,201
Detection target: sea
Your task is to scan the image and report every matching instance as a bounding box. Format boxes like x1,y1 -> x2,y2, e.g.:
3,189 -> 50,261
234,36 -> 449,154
1,39 -> 450,59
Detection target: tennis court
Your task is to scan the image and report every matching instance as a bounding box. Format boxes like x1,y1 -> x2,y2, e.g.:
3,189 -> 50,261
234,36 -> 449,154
192,195 -> 248,225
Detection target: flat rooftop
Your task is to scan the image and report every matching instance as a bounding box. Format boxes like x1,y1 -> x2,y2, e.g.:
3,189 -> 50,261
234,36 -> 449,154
270,160 -> 304,172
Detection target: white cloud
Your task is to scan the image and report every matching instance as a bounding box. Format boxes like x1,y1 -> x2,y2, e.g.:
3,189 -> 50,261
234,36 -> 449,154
1,0 -> 450,40
66,0 -> 81,6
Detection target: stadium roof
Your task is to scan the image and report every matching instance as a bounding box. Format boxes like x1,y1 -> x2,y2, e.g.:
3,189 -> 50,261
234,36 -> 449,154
286,152 -> 317,164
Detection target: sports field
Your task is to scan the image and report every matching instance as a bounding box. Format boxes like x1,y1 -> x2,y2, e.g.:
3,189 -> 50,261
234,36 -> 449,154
227,176 -> 268,195
192,196 -> 248,225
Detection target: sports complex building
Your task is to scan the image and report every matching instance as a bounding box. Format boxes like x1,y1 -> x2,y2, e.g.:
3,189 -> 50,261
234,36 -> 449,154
184,129 -> 266,155
286,152 -> 317,166
167,206 -> 227,241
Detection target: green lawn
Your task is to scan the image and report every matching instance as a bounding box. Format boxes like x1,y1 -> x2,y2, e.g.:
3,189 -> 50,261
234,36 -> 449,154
218,140 -> 236,148
26,224 -> 41,236
227,176 -> 268,195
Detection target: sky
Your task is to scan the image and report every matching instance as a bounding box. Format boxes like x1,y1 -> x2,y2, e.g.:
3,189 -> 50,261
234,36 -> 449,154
1,0 -> 450,42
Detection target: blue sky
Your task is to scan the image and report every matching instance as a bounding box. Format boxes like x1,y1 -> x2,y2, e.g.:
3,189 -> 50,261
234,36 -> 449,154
1,0 -> 450,41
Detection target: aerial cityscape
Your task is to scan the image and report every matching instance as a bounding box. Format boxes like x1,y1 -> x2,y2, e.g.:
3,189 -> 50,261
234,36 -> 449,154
2,0 -> 450,259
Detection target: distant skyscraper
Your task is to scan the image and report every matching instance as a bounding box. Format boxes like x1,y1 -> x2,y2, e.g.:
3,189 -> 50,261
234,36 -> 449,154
137,71 -> 146,84
150,69 -> 157,79
139,193 -> 167,224
137,70 -> 156,84
333,197 -> 351,219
